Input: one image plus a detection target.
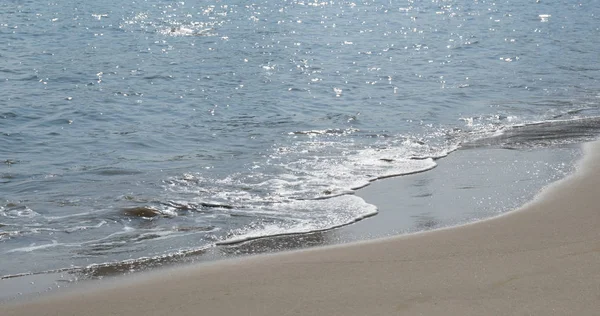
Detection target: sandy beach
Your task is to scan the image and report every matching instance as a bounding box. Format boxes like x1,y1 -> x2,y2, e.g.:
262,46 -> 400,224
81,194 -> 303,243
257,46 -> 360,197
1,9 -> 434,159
2,140 -> 600,315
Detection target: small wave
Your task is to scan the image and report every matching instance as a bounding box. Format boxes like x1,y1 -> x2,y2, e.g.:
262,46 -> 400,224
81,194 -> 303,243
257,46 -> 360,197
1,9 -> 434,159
141,74 -> 174,81
217,195 -> 377,246
0,230 -> 21,240
133,230 -> 176,243
217,207 -> 377,246
122,206 -> 178,218
0,68 -> 20,74
289,128 -> 359,136
550,108 -> 592,119
198,202 -> 235,209
370,158 -> 437,180
90,168 -> 143,176
463,116 -> 600,149
75,246 -> 212,277
1,245 -> 213,280
1,205 -> 39,219
115,91 -> 143,97
302,190 -> 356,200
15,75 -> 39,81
64,220 -> 107,234
152,200 -> 235,216
6,240 -> 69,253
44,211 -> 97,221
0,112 -> 17,119
160,26 -> 215,37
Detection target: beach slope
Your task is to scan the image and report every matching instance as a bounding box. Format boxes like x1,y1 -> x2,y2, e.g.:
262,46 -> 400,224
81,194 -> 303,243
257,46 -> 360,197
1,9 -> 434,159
3,141 -> 600,315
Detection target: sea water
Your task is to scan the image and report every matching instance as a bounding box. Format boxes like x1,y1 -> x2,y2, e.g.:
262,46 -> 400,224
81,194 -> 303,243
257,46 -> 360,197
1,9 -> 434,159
1,0 -> 599,278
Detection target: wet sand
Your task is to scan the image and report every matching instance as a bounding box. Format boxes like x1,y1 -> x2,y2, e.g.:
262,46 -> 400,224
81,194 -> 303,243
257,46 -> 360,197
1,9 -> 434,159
2,140 -> 599,315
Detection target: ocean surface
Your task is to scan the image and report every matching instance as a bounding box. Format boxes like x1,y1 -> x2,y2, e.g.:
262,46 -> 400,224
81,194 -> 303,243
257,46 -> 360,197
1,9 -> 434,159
1,0 -> 599,279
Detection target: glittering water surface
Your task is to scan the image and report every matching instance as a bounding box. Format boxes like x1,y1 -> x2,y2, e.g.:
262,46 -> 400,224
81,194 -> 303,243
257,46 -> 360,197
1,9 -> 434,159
1,1 -> 599,276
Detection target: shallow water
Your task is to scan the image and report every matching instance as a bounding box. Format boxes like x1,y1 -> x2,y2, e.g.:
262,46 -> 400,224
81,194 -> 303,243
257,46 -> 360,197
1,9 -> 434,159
1,0 -> 599,277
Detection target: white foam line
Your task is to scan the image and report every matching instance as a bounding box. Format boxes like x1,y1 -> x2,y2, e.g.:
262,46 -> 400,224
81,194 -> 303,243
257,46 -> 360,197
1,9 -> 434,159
216,209 -> 379,246
45,211 -> 101,221
6,240 -> 80,253
507,116 -> 600,129
301,191 -> 355,201
368,161 -> 437,182
65,220 -> 107,233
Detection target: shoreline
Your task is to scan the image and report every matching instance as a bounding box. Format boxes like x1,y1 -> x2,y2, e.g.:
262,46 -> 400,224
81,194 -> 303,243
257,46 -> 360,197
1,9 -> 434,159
0,143 -> 578,302
1,139 -> 598,314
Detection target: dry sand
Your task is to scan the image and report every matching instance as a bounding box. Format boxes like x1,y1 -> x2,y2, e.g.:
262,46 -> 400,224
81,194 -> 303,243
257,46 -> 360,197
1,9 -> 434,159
2,140 -> 600,315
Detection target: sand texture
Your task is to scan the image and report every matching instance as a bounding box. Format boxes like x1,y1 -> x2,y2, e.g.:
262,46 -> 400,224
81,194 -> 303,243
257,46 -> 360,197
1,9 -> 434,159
2,141 -> 600,315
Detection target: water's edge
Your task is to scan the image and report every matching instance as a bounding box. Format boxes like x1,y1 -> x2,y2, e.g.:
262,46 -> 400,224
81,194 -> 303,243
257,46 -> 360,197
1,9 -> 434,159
0,139 -> 582,302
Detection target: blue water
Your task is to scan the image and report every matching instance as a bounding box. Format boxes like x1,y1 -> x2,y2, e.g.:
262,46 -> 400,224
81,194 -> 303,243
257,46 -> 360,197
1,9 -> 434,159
1,0 -> 599,277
